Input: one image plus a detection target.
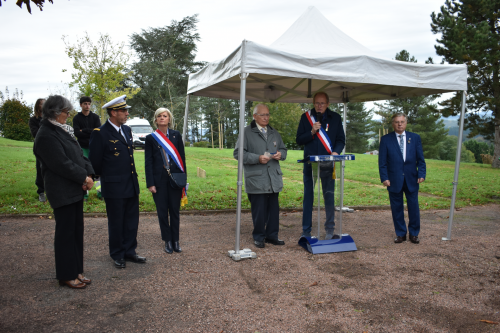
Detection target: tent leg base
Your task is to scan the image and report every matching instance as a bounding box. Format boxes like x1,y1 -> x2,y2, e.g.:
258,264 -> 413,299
228,248 -> 257,261
441,237 -> 451,241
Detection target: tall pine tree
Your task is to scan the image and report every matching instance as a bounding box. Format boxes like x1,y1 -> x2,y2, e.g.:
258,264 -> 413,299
331,102 -> 373,153
431,0 -> 500,167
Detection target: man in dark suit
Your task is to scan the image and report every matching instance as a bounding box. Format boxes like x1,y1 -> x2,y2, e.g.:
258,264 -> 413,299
379,113 -> 426,244
296,92 -> 345,239
89,95 -> 146,268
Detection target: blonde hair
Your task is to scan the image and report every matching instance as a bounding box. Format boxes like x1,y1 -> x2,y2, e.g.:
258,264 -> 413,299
153,108 -> 174,129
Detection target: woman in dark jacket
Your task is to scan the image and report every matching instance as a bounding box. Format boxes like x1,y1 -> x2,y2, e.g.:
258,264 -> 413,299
145,108 -> 186,254
29,98 -> 46,202
33,95 -> 95,289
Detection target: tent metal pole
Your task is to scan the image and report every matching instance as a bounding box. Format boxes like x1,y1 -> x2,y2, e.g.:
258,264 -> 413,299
235,73 -> 248,253
443,91 -> 466,241
182,94 -> 190,144
338,102 -> 347,236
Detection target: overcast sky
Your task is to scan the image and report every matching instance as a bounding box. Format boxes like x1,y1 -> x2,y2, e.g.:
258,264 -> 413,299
0,0 -> 448,108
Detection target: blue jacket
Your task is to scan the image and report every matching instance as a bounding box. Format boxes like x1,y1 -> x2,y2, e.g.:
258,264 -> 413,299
89,121 -> 140,198
144,129 -> 186,189
378,131 -> 426,193
296,108 -> 345,157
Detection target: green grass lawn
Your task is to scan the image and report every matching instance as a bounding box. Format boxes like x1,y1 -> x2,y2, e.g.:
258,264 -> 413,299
1,137 -> 499,214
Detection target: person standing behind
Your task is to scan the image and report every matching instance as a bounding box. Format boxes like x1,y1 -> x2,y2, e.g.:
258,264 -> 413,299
29,98 -> 46,202
145,108 -> 186,254
33,95 -> 94,289
89,95 -> 146,268
296,92 -> 345,239
234,104 -> 287,248
73,97 -> 101,201
378,113 -> 426,244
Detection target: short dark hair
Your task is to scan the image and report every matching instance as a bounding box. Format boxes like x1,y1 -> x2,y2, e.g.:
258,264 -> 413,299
34,98 -> 45,118
80,96 -> 91,105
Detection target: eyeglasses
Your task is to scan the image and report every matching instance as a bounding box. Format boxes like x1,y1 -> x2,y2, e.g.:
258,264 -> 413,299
256,113 -> 270,117
315,102 -> 327,106
393,121 -> 406,125
61,110 -> 70,115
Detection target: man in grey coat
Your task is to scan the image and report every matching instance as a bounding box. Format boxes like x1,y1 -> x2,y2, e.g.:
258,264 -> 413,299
234,104 -> 288,248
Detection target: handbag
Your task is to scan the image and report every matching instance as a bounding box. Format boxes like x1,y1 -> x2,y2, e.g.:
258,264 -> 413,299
160,147 -> 186,189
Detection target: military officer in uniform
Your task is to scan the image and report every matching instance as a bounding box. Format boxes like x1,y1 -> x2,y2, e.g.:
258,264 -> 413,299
89,95 -> 146,268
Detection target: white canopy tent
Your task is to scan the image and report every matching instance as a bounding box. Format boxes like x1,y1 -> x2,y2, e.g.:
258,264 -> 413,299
183,6 -> 468,257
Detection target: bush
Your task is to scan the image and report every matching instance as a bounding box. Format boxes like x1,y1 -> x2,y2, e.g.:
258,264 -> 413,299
0,99 -> 32,141
193,141 -> 210,148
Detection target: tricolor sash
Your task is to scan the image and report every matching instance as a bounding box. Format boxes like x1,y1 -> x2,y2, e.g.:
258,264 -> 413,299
306,110 -> 333,154
151,130 -> 185,173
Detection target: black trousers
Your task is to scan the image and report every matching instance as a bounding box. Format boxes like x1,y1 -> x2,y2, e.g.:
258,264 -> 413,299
53,200 -> 84,281
35,157 -> 44,194
104,196 -> 139,260
152,170 -> 182,242
247,192 -> 280,242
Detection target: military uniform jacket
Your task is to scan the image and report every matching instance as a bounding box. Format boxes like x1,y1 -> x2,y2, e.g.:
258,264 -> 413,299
89,121 -> 140,198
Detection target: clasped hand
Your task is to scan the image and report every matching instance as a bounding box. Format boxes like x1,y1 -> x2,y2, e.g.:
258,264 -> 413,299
82,176 -> 94,191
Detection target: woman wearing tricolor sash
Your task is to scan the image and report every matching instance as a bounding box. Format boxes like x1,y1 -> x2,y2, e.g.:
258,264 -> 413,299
145,108 -> 187,254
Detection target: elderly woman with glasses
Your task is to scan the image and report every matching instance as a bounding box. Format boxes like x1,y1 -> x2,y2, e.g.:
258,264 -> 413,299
33,95 -> 95,289
145,108 -> 186,254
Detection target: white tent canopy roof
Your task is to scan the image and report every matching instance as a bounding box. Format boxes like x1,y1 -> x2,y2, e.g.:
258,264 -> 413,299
187,6 -> 467,104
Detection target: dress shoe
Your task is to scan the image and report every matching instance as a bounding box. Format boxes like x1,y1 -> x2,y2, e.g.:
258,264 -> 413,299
165,241 -> 173,254
409,235 -> 420,244
265,238 -> 285,245
59,279 -> 86,289
78,274 -> 91,284
394,235 -> 407,243
114,258 -> 126,268
173,241 -> 182,253
125,255 -> 147,263
254,240 -> 265,248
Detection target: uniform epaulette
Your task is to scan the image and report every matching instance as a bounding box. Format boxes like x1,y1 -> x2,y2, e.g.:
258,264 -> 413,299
94,128 -> 100,131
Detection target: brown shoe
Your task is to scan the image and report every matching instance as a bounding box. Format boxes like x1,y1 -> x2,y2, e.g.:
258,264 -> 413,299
59,279 -> 86,289
78,274 -> 91,284
394,235 -> 407,243
409,235 -> 420,244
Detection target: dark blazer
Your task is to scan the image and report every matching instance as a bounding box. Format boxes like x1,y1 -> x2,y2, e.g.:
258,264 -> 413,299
88,121 -> 140,198
296,108 -> 345,157
33,119 -> 94,209
378,131 -> 426,193
145,129 -> 186,188
73,111 -> 101,149
29,116 -> 42,139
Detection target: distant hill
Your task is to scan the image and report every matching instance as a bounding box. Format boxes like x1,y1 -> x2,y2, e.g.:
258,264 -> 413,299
441,118 -> 484,142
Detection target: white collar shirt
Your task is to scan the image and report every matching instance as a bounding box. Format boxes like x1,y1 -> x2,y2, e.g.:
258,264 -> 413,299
397,131 -> 406,162
256,123 -> 267,133
108,119 -> 126,140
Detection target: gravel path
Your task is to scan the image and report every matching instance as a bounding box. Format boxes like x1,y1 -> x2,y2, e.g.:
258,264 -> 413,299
1,205 -> 499,332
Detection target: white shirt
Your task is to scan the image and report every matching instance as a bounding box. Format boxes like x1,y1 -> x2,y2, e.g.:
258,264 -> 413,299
107,119 -> 126,140
397,131 -> 406,162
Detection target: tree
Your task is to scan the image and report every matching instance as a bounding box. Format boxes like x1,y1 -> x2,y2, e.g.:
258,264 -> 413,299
374,50 -> 448,159
464,139 -> 495,163
128,15 -> 203,126
431,0 -> 500,167
0,0 -> 52,14
0,88 -> 32,142
331,102 -> 373,153
439,135 -> 476,162
62,32 -> 139,120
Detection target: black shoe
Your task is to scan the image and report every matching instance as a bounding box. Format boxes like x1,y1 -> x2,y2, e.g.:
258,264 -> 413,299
254,240 -> 265,248
165,241 -> 173,254
394,235 -> 407,243
409,235 -> 420,244
125,255 -> 147,263
265,238 -> 285,245
173,241 -> 182,253
114,258 -> 126,268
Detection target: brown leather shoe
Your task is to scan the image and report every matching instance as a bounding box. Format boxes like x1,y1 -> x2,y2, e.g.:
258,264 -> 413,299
59,279 -> 86,289
78,274 -> 91,284
409,235 -> 420,244
394,235 -> 407,243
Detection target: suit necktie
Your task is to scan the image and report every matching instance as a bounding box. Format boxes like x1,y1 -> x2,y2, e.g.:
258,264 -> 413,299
261,128 -> 267,140
399,134 -> 404,155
